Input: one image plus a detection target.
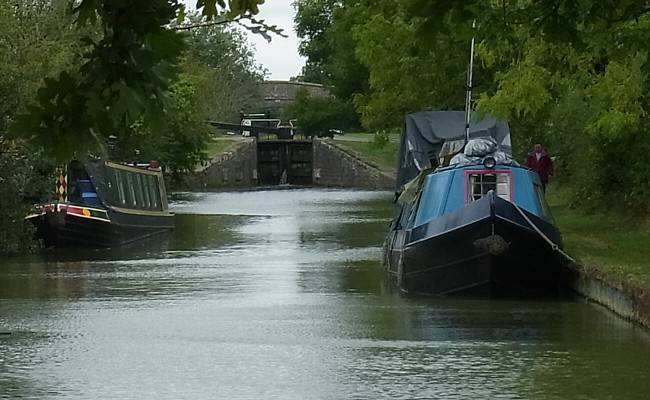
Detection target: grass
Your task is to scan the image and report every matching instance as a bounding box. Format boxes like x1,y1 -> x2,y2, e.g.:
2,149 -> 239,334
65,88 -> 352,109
547,186 -> 650,288
204,136 -> 242,158
333,132 -> 399,142
332,133 -> 400,173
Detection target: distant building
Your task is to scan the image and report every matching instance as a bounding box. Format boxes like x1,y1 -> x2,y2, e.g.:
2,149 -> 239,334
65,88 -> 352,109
259,80 -> 331,112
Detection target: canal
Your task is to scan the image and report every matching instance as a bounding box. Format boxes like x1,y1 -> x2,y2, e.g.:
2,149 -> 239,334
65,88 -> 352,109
1,189 -> 649,399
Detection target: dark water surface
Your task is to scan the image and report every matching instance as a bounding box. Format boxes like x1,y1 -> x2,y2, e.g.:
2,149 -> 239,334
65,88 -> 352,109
1,189 -> 649,399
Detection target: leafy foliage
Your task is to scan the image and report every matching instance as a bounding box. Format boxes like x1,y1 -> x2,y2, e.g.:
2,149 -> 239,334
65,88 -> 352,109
109,17 -> 264,180
147,71 -> 212,183
285,89 -> 358,138
0,0 -> 93,253
184,17 -> 265,121
371,131 -> 390,150
0,0 -> 92,134
470,2 -> 650,210
0,139 -> 54,254
11,0 -> 267,161
294,0 -> 369,98
295,0 -> 650,211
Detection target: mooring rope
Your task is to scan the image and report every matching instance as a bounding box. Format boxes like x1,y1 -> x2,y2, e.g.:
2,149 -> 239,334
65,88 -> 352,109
511,202 -> 575,263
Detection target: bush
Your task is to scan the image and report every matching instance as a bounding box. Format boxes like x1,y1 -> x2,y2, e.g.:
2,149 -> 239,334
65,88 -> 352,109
0,140 -> 54,253
285,89 -> 359,138
370,130 -> 389,149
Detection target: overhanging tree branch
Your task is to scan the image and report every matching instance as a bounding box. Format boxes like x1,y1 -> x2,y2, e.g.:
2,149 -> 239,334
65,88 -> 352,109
174,16 -> 244,31
173,14 -> 288,42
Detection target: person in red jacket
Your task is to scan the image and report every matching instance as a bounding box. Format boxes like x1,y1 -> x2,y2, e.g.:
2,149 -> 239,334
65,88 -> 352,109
526,143 -> 554,190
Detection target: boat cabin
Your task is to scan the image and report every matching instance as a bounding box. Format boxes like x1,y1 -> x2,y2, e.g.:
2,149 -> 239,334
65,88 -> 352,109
411,164 -> 553,230
65,160 -> 168,213
102,162 -> 168,212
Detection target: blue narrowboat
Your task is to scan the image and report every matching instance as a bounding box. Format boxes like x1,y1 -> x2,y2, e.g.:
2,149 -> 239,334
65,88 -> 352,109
384,111 -> 566,295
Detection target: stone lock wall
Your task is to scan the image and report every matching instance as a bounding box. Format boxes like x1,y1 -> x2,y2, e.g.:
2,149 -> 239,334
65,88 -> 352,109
182,138 -> 395,191
186,139 -> 258,189
312,139 -> 395,190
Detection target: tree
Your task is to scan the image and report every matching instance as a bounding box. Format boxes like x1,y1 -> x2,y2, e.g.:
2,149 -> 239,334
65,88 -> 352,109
295,0 -> 650,210
286,89 -> 358,137
108,15 -> 265,180
185,18 -> 265,121
12,0 -> 270,161
0,0 -> 90,253
294,0 -> 339,84
0,0 -> 93,134
294,0 -> 369,99
351,1 -> 467,129
465,1 -> 650,209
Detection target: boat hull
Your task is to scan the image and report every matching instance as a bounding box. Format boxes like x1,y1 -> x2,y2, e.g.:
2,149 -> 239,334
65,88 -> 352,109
386,193 -> 565,295
28,205 -> 174,248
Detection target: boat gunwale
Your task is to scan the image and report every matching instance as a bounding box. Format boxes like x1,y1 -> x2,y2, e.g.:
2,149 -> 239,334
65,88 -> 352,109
404,199 -> 555,248
107,205 -> 174,217
104,160 -> 163,177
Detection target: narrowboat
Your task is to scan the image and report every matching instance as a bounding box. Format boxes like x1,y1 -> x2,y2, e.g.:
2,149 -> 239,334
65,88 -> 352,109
384,111 -> 566,295
26,159 -> 174,248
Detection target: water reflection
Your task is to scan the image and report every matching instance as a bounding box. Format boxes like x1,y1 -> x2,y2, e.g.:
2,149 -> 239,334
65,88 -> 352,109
1,189 -> 649,399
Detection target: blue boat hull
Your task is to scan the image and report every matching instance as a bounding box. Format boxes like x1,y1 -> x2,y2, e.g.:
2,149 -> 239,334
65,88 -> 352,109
386,192 -> 565,295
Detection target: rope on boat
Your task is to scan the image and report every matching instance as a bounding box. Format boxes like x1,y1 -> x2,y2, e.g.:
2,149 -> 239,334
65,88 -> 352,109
511,202 -> 575,263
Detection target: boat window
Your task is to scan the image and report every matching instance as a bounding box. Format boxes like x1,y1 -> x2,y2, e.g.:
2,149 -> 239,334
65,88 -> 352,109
141,174 -> 151,209
116,170 -> 127,205
133,173 -> 145,208
125,172 -> 137,207
148,175 -> 160,210
106,168 -> 116,204
468,171 -> 511,202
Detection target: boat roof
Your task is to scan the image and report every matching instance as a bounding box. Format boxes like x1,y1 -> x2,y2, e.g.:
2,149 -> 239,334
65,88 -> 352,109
83,159 -> 164,209
396,111 -> 511,191
436,162 -> 527,173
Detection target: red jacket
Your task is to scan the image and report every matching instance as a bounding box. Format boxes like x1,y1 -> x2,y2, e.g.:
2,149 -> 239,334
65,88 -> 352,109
526,151 -> 554,184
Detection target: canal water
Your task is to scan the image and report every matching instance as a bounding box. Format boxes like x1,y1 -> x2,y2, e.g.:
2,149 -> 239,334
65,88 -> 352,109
1,189 -> 649,399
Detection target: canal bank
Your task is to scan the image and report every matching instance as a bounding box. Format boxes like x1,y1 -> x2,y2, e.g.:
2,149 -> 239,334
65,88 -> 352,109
549,189 -> 650,329
312,139 -> 394,189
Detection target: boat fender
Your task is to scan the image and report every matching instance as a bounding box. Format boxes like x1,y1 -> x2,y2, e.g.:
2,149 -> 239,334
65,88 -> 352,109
396,253 -> 407,293
473,234 -> 509,256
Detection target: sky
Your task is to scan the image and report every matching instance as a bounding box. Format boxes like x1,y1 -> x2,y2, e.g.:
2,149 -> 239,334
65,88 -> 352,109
182,0 -> 305,80
245,0 -> 305,80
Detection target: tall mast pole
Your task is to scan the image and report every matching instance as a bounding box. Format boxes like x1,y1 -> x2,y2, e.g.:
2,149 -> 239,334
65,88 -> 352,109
464,20 -> 476,142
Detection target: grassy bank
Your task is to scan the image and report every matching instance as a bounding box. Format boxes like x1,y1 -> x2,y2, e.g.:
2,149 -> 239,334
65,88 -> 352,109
205,136 -> 242,158
547,187 -> 650,289
332,133 -> 400,173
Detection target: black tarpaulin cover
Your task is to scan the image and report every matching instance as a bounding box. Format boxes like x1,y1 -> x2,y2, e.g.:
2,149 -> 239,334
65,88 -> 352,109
396,111 -> 511,191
